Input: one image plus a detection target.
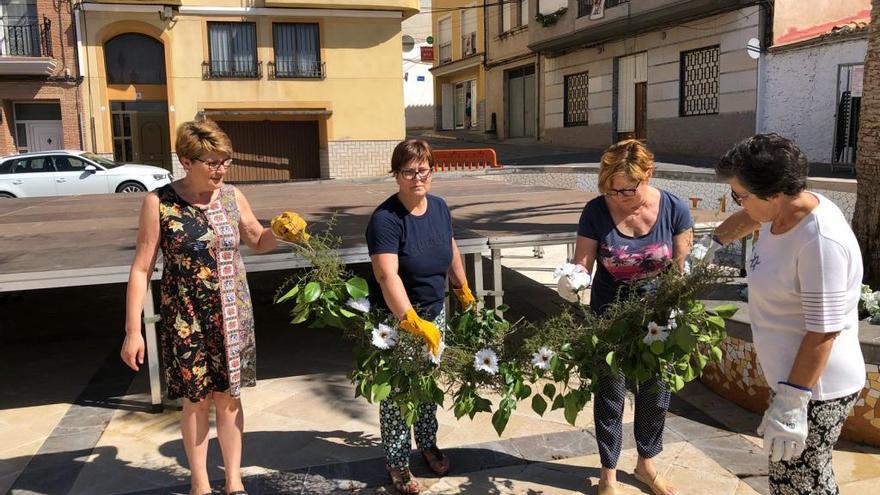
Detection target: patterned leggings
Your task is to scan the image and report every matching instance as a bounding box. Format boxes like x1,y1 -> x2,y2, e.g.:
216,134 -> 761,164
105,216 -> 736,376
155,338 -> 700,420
769,392 -> 858,495
594,370 -> 671,469
379,310 -> 445,469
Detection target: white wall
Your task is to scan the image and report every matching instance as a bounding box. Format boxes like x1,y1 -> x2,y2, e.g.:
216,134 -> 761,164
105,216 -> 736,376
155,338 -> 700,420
402,0 -> 435,129
759,38 -> 867,164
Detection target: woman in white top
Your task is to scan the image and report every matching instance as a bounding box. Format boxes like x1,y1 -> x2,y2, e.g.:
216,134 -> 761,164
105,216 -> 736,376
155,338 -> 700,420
703,133 -> 864,495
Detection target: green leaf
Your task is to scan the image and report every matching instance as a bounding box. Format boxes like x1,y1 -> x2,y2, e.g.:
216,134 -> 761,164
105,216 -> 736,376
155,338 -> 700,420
706,315 -> 726,331
290,308 -> 310,325
517,384 -> 532,401
551,394 -> 565,411
609,319 -> 630,341
543,383 -> 556,399
453,397 -> 472,419
673,327 -> 697,352
339,308 -> 357,318
605,351 -> 616,367
673,374 -> 685,392
497,304 -> 510,312
641,351 -> 657,369
650,340 -> 665,355
711,304 -> 739,319
473,396 -> 493,414
275,284 -> 300,304
303,282 -> 322,303
345,277 -> 369,299
563,393 -> 580,426
531,394 -> 548,416
371,382 -> 392,403
711,346 -> 724,363
491,407 -> 512,435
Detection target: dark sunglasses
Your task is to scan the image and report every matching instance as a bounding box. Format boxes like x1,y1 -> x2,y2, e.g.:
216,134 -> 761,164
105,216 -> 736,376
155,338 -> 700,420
605,180 -> 641,197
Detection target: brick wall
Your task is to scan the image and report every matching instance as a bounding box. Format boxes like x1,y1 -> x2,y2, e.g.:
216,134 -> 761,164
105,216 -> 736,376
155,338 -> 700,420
327,140 -> 397,178
0,0 -> 81,156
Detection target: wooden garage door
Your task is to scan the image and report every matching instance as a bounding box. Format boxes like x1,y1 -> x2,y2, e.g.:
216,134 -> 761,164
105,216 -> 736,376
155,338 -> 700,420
215,120 -> 320,182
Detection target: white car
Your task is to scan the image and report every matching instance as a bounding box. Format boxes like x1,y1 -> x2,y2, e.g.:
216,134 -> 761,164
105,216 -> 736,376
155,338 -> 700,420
0,150 -> 173,198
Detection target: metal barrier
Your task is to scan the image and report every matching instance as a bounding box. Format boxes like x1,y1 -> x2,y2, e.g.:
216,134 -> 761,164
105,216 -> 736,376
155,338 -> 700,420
433,148 -> 501,171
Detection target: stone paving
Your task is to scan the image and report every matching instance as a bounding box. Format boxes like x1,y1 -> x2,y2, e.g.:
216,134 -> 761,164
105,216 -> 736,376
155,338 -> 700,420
3,244 -> 879,495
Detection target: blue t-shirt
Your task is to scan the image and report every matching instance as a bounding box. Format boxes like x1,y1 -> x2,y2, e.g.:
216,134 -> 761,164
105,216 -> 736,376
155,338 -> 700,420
577,189 -> 693,314
365,193 -> 454,320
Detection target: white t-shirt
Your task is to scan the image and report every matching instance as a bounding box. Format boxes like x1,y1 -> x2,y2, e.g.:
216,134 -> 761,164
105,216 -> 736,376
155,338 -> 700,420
747,192 -> 865,401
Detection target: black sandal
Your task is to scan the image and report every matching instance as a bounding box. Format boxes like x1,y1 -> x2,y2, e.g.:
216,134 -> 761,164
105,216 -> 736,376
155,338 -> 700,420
421,446 -> 450,476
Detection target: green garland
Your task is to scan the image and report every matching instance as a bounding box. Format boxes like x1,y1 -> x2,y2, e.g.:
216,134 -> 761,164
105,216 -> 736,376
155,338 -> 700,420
275,222 -> 736,435
535,7 -> 568,28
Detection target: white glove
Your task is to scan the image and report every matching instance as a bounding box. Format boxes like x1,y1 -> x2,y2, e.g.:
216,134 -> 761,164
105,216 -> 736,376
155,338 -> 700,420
557,275 -> 578,303
757,382 -> 811,462
689,234 -> 723,265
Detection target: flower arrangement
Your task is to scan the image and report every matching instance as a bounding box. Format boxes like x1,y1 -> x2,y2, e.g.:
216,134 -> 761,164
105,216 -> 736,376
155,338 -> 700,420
535,7 -> 568,27
274,214 -> 737,434
860,284 -> 880,324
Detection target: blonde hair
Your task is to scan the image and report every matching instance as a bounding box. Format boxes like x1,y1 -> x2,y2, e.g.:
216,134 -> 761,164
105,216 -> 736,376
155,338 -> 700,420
175,119 -> 232,161
597,139 -> 655,193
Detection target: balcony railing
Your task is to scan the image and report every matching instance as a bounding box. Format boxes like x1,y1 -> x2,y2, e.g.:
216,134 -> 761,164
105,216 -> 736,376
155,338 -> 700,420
578,0 -> 630,17
202,59 -> 262,79
268,59 -> 325,79
0,17 -> 52,57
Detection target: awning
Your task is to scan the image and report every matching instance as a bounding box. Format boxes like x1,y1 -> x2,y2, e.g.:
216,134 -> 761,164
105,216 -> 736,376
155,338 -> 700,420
199,109 -> 332,117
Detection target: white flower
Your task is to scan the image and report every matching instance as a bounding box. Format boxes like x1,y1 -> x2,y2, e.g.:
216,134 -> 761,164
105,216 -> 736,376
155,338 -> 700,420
346,297 -> 371,313
473,348 -> 499,375
553,263 -> 578,279
423,341 -> 446,365
371,323 -> 398,349
531,346 -> 555,370
643,321 -> 670,345
690,243 -> 709,261
667,308 -> 681,330
569,271 -> 592,291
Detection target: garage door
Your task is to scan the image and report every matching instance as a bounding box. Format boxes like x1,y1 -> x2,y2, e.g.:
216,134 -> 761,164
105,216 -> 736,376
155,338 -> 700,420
215,120 -> 320,182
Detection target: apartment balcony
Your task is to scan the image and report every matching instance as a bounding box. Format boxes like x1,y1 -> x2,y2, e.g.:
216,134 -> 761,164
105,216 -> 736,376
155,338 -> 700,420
529,0 -> 761,53
0,17 -> 56,76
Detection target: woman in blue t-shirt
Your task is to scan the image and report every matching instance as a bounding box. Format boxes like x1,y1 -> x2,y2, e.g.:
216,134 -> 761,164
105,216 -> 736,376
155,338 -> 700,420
365,139 -> 474,494
573,140 -> 693,495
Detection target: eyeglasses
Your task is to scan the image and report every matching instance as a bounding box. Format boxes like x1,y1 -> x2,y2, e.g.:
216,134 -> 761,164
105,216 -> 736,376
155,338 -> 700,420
730,189 -> 751,206
398,167 -> 433,181
194,157 -> 233,171
605,180 -> 641,197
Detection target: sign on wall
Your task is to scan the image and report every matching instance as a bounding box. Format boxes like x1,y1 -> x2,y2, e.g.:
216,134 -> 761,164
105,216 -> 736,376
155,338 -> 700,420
420,46 -> 434,62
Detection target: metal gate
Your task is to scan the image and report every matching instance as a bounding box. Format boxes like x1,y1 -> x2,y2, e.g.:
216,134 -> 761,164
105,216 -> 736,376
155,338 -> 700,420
215,120 -> 321,182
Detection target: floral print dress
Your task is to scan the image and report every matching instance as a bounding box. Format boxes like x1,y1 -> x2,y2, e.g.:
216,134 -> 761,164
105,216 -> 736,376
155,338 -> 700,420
157,184 -> 256,402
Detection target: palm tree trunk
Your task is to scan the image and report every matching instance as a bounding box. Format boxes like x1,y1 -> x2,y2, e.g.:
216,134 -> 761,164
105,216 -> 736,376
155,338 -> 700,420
853,0 -> 880,285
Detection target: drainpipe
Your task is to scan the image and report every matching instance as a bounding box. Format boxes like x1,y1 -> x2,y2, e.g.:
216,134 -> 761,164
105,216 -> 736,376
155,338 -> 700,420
482,0 -> 489,70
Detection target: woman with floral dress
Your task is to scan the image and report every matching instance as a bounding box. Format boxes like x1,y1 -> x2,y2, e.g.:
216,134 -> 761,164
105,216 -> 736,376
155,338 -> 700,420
121,120 -> 278,495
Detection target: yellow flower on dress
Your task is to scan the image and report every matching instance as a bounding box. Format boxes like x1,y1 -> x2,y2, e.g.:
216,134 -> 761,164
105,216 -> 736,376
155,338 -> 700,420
192,365 -> 207,378
196,266 -> 213,281
271,211 -> 311,243
175,313 -> 192,339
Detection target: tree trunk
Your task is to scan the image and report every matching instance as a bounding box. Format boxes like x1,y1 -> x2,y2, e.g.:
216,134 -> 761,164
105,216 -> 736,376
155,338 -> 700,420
853,0 -> 880,285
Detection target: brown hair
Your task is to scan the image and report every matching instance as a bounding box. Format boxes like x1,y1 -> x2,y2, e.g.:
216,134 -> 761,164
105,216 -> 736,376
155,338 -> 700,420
597,139 -> 655,193
390,139 -> 434,173
175,119 -> 233,161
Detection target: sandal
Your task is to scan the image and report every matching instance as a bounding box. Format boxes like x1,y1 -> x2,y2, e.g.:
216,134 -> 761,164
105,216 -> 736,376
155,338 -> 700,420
633,469 -> 676,495
420,445 -> 450,476
386,464 -> 420,494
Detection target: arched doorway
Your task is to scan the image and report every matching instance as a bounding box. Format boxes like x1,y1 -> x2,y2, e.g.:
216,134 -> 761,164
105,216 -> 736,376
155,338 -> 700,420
104,33 -> 170,170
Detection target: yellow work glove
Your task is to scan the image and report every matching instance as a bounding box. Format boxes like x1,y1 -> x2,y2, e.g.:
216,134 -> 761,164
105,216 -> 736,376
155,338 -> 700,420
271,211 -> 310,243
399,307 -> 441,357
452,282 -> 476,308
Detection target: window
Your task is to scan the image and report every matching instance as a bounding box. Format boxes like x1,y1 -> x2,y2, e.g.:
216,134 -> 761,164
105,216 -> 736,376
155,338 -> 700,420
502,1 -> 512,32
14,102 -> 61,120
461,7 -> 477,57
272,23 -> 322,78
12,157 -> 52,173
0,0 -> 39,57
52,156 -> 89,172
519,0 -> 529,27
680,45 -> 719,116
502,1 -> 528,33
438,17 -> 452,63
206,22 -> 259,78
105,34 -> 166,85
564,71 -> 589,127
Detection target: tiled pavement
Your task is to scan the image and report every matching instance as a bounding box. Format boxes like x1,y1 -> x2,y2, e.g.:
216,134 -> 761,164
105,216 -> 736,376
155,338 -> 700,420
2,246 -> 879,495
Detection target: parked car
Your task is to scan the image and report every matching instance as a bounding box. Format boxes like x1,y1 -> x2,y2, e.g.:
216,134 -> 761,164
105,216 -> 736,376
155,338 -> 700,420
0,150 -> 173,198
